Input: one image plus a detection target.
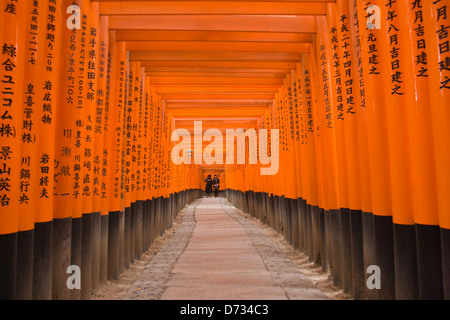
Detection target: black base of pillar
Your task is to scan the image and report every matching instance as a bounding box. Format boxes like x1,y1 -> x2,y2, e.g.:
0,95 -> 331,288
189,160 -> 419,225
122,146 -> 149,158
319,208 -> 327,272
107,211 -> 120,281
306,204 -> 313,260
135,200 -> 144,260
16,229 -> 34,300
70,217 -> 82,300
329,209 -> 342,288
124,206 -> 131,269
143,200 -> 148,251
119,210 -> 125,273
100,214 -> 108,284
33,221 -> 53,300
52,217 -> 72,300
416,224 -> 443,300
81,213 -> 93,300
91,212 -> 101,292
350,209 -> 365,300
130,204 -> 136,265
0,232 -> 17,300
373,214 -> 395,300
290,199 -> 299,250
441,227 -> 450,300
362,211 -> 376,300
149,199 -> 155,245
340,208 -> 352,295
311,205 -> 321,266
393,223 -> 419,300
324,209 -> 332,277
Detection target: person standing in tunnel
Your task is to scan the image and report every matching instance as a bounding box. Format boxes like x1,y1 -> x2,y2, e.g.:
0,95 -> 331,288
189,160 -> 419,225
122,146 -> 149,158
213,174 -> 220,197
205,174 -> 213,197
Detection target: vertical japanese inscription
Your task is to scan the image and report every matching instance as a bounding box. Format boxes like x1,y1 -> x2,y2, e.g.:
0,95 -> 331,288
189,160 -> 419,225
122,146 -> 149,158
1,1 -> 20,218
434,0 -> 449,90
386,0 -> 405,96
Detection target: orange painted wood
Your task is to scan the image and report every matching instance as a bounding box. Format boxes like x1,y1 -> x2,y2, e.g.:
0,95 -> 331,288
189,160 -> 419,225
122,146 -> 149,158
154,86 -> 280,94
140,60 -> 297,69
127,41 -> 310,53
145,67 -> 292,74
146,72 -> 287,78
109,15 -> 316,33
131,51 -> 302,62
161,94 -> 275,100
94,0 -> 332,2
116,30 -> 314,43
100,1 -> 327,16
169,109 -> 267,117
147,76 -> 284,85
166,102 -> 271,108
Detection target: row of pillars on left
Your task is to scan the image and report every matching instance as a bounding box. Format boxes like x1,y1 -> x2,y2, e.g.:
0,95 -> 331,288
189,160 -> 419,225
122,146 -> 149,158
0,189 -> 201,300
0,0 -> 204,300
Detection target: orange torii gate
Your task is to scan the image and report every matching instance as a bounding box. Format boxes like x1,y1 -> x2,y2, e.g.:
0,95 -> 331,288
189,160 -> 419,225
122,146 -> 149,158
0,0 -> 449,301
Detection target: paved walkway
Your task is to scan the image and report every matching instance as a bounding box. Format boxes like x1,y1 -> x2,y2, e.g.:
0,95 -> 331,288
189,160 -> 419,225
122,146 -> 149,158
161,198 -> 328,300
96,197 -> 329,300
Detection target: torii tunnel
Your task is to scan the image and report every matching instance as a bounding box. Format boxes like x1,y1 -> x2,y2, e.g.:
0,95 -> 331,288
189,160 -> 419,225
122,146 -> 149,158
0,0 -> 449,301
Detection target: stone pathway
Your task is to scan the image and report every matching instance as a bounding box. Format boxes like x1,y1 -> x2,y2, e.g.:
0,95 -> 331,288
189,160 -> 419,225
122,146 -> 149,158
119,199 -> 200,300
93,197 -> 333,300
